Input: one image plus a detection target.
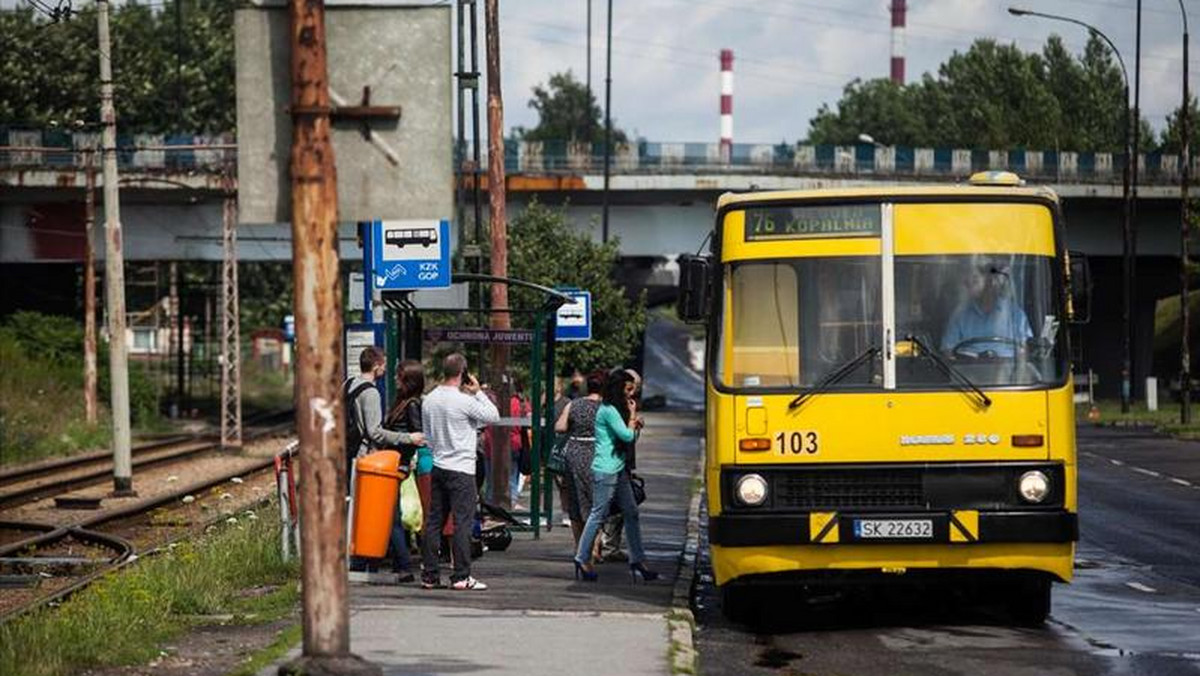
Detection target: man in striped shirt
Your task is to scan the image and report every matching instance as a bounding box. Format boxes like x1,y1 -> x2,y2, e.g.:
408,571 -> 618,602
420,353 -> 500,591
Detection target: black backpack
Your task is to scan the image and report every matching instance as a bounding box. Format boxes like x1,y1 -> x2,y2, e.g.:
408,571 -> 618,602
343,379 -> 375,490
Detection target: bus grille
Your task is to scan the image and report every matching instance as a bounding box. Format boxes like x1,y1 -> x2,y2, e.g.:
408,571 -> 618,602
773,468 -> 925,509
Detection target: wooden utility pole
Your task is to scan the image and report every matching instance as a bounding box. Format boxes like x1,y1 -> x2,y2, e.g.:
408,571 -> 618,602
97,0 -> 133,495
484,0 -> 512,510
83,148 -> 99,425
279,2 -> 375,675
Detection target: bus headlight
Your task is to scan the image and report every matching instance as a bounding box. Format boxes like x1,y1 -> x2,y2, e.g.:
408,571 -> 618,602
1018,470 -> 1050,503
735,474 -> 768,507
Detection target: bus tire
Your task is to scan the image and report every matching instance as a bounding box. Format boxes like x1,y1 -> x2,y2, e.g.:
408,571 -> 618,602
720,583 -> 755,625
1008,576 -> 1051,626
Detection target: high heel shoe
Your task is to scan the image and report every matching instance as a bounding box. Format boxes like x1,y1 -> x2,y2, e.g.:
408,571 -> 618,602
629,562 -> 659,583
574,561 -> 598,582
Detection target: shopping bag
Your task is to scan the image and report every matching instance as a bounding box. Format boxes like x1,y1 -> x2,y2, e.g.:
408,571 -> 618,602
400,475 -> 423,533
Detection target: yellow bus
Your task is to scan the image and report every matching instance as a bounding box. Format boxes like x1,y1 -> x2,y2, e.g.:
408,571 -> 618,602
677,172 -> 1088,625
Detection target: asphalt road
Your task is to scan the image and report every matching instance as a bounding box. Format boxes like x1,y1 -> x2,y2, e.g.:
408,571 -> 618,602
692,426 -> 1200,676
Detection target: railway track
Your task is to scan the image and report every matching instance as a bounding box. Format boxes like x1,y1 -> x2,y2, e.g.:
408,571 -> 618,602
0,410 -> 294,510
0,411 -> 297,623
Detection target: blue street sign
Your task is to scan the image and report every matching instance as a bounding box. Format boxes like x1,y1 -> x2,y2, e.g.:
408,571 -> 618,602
370,219 -> 451,290
555,290 -> 592,342
283,314 -> 295,341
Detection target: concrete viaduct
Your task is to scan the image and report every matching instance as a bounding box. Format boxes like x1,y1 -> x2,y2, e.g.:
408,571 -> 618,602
2,133 -> 1195,397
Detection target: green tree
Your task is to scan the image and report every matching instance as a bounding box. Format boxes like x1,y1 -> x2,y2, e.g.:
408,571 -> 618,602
0,2 -> 235,133
807,34 -> 1151,152
1160,96 -> 1200,154
506,200 -> 645,372
521,71 -> 628,144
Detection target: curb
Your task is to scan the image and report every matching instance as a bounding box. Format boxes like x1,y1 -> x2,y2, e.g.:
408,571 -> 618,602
668,449 -> 705,675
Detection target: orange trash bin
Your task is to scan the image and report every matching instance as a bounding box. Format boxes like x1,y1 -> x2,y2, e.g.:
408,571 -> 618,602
350,450 -> 402,558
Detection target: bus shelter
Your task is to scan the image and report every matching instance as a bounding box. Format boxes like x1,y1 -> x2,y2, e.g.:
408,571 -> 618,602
381,273 -> 572,539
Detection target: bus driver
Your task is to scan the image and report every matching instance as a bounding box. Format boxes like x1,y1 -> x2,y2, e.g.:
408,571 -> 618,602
940,262 -> 1033,359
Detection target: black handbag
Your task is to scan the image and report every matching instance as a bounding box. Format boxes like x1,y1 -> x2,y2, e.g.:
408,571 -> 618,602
546,436 -> 568,475
630,473 -> 646,505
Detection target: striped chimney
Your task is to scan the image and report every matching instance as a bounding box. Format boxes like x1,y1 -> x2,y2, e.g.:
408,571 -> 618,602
720,48 -> 733,164
890,0 -> 906,84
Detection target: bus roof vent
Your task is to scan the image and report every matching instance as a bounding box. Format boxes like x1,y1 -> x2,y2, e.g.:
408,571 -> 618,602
968,170 -> 1025,187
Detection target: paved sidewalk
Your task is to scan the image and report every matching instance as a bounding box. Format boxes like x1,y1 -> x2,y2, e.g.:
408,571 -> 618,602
260,410 -> 703,676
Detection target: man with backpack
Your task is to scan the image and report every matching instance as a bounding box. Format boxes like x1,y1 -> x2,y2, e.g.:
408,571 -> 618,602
344,346 -> 425,490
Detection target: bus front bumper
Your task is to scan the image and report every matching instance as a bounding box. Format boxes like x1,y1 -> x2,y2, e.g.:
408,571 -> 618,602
708,510 -> 1077,585
709,510 -> 1078,547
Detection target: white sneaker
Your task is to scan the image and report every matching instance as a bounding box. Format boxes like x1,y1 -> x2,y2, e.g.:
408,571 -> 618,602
451,576 -> 488,591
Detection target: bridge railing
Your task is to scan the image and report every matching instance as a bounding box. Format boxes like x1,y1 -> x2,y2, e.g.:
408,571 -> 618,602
477,139 -> 1193,185
3,128 -> 1193,185
0,129 -> 234,173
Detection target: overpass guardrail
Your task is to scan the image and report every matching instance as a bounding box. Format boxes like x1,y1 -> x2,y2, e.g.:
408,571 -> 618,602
1,128 -> 1194,185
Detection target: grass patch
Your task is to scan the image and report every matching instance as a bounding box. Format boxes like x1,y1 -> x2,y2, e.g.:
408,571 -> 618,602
0,312 -> 166,466
0,505 -> 299,676
241,356 -> 294,413
1077,399 -> 1200,439
228,622 -> 302,676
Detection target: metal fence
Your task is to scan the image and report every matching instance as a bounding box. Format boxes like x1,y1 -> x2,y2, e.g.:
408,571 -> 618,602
2,128 -> 1192,185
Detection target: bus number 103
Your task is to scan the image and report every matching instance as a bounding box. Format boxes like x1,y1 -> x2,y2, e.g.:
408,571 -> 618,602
776,431 -> 819,455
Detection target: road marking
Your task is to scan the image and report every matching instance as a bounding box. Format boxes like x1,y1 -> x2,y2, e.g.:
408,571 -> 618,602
1109,459 -> 1125,466
1125,581 -> 1157,593
1130,467 -> 1161,478
1171,477 -> 1193,487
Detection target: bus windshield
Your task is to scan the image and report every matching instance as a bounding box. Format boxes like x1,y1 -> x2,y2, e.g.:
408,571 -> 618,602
718,254 -> 1065,391
720,257 -> 882,390
896,253 -> 1065,387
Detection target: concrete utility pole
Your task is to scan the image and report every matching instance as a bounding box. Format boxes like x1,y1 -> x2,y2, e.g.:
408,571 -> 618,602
280,1 -> 373,674
96,0 -> 133,495
1179,0 -> 1192,424
484,0 -> 512,510
83,148 -> 98,426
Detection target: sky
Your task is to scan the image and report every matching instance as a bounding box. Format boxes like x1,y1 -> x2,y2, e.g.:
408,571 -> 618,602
493,0 -> 1195,143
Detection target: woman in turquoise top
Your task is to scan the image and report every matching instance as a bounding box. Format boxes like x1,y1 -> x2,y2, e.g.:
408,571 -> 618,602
573,372 -> 659,583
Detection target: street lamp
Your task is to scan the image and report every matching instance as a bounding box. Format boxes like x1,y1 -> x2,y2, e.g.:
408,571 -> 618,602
1176,0 -> 1191,424
1009,6 -> 1137,413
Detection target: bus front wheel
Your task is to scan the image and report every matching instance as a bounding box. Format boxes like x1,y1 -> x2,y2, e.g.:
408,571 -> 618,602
720,583 -> 756,624
1007,576 -> 1051,626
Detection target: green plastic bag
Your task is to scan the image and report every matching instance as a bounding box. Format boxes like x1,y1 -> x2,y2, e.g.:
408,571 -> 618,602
400,475 -> 423,533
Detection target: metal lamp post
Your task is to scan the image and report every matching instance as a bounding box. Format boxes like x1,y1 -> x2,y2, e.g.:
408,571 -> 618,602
1009,7 -> 1136,412
1178,0 -> 1192,423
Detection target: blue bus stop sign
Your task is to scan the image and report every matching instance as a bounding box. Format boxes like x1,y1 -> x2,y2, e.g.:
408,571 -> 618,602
370,219 -> 451,290
555,290 -> 592,341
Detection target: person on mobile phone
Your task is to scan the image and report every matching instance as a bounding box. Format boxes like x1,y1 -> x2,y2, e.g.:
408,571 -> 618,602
420,353 -> 500,591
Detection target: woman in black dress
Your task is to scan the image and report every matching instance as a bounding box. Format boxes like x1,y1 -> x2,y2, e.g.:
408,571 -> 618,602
554,371 -> 606,546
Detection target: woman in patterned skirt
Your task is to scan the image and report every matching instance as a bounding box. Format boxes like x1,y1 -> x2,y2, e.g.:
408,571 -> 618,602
554,370 -> 606,546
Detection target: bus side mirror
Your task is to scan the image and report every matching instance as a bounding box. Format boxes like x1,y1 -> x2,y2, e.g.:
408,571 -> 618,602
677,254 -> 712,324
1068,250 -> 1091,324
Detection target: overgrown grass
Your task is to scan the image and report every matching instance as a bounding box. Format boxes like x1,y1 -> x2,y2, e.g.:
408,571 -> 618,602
241,356 -> 294,413
1077,399 -> 1200,439
0,325 -> 112,465
0,312 -> 172,465
0,506 -> 300,676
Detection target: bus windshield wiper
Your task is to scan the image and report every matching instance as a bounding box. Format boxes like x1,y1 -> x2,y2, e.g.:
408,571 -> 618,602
906,334 -> 992,409
789,346 -> 879,410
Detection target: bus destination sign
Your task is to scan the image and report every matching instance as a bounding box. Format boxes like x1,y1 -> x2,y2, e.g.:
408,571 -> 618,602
744,204 -> 881,241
